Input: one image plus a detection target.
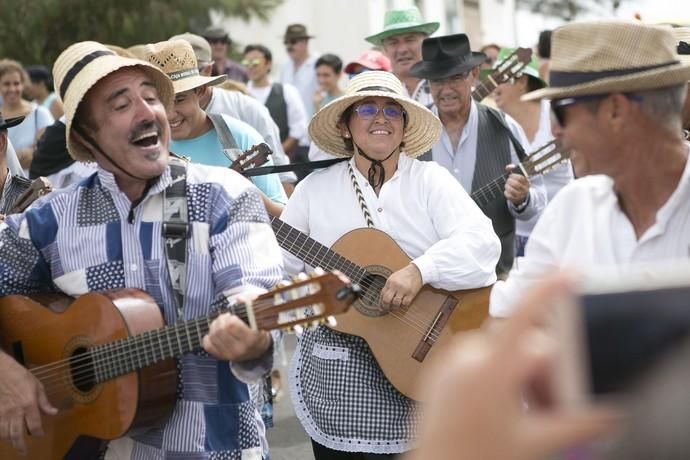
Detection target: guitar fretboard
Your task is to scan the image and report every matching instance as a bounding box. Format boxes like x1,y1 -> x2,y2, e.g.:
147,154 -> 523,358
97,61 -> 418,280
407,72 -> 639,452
271,217 -> 368,283
471,174 -> 511,208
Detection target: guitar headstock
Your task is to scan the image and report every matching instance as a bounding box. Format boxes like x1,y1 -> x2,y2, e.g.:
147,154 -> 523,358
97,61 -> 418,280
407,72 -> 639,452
10,177 -> 52,214
251,271 -> 359,332
521,140 -> 571,177
474,47 -> 533,101
229,142 -> 272,174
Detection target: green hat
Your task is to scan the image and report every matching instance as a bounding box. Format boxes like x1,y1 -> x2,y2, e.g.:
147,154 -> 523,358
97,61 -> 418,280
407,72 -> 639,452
365,7 -> 440,47
481,47 -> 546,87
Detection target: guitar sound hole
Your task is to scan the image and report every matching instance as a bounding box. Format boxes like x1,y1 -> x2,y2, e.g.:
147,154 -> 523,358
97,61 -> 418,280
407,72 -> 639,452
70,347 -> 96,393
357,273 -> 388,317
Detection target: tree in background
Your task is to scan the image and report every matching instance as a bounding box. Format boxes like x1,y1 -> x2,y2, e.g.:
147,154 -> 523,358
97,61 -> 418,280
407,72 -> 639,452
0,0 -> 282,68
517,0 -> 623,20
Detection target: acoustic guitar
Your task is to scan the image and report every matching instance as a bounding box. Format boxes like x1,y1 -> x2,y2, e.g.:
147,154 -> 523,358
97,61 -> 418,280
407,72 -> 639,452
472,47 -> 533,102
0,272 -> 358,460
272,217 -> 491,400
229,142 -> 272,175
471,139 -> 570,208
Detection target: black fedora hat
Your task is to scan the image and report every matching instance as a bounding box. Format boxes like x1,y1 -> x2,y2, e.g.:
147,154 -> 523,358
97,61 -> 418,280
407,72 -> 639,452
0,114 -> 24,130
410,34 -> 486,80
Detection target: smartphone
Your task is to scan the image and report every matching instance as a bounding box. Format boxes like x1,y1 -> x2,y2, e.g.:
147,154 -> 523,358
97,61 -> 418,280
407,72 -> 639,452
552,262 -> 690,407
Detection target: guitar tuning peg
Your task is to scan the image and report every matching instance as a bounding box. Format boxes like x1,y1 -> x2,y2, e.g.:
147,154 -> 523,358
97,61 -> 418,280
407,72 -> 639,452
312,267 -> 325,276
326,316 -> 337,327
293,324 -> 304,335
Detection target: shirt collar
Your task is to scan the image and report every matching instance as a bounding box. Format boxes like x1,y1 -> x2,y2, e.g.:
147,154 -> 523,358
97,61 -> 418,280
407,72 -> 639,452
96,162 -> 172,199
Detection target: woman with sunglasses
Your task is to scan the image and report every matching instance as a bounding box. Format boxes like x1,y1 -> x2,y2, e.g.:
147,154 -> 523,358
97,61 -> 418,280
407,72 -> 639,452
492,48 -> 574,257
278,71 -> 500,459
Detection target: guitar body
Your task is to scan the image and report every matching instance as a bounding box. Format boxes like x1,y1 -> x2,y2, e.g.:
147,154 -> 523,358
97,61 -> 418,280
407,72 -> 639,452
329,228 -> 490,400
0,290 -> 177,460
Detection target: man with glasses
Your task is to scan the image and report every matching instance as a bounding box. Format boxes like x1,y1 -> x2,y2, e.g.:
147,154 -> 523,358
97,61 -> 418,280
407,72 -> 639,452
244,44 -> 309,179
411,34 -> 547,277
365,6 -> 438,106
490,21 -> 690,318
202,26 -> 248,83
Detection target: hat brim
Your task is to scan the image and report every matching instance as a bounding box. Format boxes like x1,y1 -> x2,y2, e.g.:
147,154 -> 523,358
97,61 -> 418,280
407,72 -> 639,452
522,61 -> 690,101
171,74 -> 226,94
365,22 -> 440,46
0,116 -> 25,130
308,90 -> 441,159
409,52 -> 486,80
63,57 -> 174,162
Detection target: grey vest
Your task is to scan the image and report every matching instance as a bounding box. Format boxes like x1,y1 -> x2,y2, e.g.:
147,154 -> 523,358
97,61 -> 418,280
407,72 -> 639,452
420,104 -> 516,275
265,83 -> 289,142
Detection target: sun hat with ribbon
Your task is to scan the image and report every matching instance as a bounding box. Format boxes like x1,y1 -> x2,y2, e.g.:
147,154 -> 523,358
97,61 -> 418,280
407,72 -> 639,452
142,40 -> 226,94
523,20 -> 690,102
308,70 -> 441,158
365,6 -> 440,47
52,41 -> 174,161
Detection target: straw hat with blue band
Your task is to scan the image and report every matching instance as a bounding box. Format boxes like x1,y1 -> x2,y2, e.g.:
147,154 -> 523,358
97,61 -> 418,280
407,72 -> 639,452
522,20 -> 690,102
308,71 -> 441,158
52,41 -> 175,161
365,7 -> 439,47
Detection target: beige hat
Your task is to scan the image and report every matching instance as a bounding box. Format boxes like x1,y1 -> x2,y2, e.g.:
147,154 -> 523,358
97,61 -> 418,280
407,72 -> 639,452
523,20 -> 690,102
169,32 -> 212,65
52,41 -> 174,161
308,71 -> 441,158
142,40 -> 226,94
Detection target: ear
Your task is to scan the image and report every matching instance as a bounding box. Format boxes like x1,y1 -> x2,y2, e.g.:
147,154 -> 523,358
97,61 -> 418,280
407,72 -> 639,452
337,119 -> 351,138
607,93 -> 633,132
471,67 -> 480,79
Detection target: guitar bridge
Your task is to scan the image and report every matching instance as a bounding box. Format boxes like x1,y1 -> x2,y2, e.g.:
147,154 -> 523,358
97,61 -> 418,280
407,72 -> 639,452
412,296 -> 458,362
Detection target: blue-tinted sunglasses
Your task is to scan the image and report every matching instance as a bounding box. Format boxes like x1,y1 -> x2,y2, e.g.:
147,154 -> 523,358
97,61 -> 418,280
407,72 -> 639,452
354,103 -> 404,120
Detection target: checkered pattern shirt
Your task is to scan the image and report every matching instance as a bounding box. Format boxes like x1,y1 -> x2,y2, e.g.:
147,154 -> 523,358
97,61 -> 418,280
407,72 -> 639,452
0,162 -> 284,459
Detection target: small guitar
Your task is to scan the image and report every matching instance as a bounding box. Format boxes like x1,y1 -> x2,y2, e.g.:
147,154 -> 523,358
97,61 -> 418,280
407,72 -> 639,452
0,272 -> 358,460
471,140 -> 570,209
472,47 -> 533,102
229,142 -> 272,175
272,218 -> 491,400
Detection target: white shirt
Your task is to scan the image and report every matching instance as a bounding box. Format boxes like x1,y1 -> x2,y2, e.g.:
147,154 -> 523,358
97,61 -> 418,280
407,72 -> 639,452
204,87 -> 297,184
248,80 -> 308,145
404,79 -> 433,107
515,100 -> 574,237
431,100 -> 548,221
280,154 -> 500,289
280,54 -> 319,120
490,148 -> 690,318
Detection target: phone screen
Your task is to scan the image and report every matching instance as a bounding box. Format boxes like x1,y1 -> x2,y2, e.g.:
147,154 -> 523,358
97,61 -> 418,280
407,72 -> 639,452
582,286 -> 690,395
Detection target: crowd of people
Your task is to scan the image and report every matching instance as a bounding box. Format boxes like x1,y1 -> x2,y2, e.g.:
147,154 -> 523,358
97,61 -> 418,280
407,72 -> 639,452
0,5 -> 690,460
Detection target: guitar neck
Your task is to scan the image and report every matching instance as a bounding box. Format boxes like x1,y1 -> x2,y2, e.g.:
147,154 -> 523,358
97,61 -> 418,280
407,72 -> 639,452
472,79 -> 496,102
271,217 -> 366,283
90,305 -> 237,383
471,174 -> 508,208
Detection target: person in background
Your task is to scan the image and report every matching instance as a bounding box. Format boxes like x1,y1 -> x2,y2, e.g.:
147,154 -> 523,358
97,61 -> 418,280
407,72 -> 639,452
0,59 -> 54,170
479,43 -> 501,72
0,114 -> 25,217
314,53 -> 344,111
537,30 -> 552,83
202,25 -> 249,83
492,47 -> 573,256
280,24 -> 320,119
25,65 -> 63,119
245,44 -> 310,180
365,6 -> 438,106
344,49 -> 392,77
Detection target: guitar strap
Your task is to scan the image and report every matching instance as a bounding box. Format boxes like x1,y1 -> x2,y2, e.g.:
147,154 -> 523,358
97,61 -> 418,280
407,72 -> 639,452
207,113 -> 242,163
347,162 -> 375,228
163,157 -> 189,320
486,107 -> 528,162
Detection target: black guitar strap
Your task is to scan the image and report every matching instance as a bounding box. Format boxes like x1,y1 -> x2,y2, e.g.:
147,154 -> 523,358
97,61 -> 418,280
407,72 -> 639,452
486,107 -> 528,162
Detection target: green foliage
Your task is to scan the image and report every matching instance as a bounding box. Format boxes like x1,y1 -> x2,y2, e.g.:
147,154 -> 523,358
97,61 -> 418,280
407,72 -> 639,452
516,0 -> 624,21
0,0 -> 282,67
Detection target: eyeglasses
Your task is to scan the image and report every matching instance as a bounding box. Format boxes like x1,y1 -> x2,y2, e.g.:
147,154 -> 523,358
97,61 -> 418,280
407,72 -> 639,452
550,93 -> 642,127
353,103 -> 405,120
428,72 -> 471,86
207,38 -> 227,45
284,39 -> 302,46
241,58 -> 263,68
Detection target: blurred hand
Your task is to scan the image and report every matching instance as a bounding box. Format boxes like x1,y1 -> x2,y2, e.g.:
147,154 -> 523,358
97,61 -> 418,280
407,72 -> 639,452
504,164 -> 531,206
380,263 -> 423,311
0,352 -> 57,455
407,274 -> 619,460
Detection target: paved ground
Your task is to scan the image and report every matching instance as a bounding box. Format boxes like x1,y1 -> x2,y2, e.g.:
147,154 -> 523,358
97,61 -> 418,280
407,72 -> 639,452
266,334 -> 314,460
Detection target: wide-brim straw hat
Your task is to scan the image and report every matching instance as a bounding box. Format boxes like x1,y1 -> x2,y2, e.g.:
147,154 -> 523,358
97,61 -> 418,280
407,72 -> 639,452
672,27 -> 690,72
53,41 -> 174,161
308,71 -> 441,158
142,40 -> 226,94
523,20 -> 690,102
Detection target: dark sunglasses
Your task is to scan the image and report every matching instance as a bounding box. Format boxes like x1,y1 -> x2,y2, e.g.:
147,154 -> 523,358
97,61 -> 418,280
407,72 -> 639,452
354,103 -> 404,120
551,93 -> 642,127
208,38 -> 227,45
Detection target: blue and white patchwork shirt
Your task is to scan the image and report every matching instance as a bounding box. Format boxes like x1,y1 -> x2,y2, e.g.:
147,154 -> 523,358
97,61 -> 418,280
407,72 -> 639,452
0,161 -> 284,459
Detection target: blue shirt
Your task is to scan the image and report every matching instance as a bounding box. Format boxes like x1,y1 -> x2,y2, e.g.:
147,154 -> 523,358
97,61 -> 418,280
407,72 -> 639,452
0,162 -> 284,458
170,114 -> 287,204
